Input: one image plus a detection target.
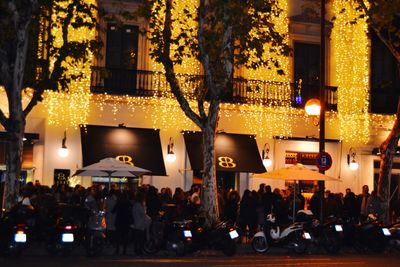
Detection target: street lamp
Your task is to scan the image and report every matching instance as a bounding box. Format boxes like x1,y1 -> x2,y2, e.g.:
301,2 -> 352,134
305,98 -> 321,116
58,131 -> 69,158
262,143 -> 272,169
166,137 -> 176,162
347,147 -> 359,171
318,0 -> 326,223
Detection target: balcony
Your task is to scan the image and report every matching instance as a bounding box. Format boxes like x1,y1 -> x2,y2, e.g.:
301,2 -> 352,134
90,66 -> 337,110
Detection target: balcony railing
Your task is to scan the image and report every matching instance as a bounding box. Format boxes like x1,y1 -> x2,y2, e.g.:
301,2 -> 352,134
90,66 -> 337,110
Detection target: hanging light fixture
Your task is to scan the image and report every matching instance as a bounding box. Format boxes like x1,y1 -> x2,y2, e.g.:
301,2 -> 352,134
304,98 -> 321,126
304,98 -> 321,116
262,143 -> 272,168
347,147 -> 359,171
58,130 -> 69,158
166,137 -> 176,162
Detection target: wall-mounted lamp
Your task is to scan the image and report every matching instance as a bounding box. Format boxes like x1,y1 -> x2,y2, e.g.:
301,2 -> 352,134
347,147 -> 359,171
262,143 -> 272,168
304,98 -> 321,126
166,137 -> 176,162
58,131 -> 69,158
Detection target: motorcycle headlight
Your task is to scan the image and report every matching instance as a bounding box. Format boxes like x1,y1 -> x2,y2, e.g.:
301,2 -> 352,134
229,229 -> 239,239
303,232 -> 312,240
334,225 -> 343,232
382,228 -> 391,236
14,232 -> 27,243
62,233 -> 74,242
184,230 -> 192,238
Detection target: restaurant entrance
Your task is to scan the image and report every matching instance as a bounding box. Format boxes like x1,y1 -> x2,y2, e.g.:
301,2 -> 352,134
216,171 -> 238,195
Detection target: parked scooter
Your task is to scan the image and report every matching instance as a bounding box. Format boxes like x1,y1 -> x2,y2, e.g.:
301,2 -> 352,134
0,206 -> 32,256
144,213 -> 193,256
252,213 -> 312,254
45,217 -> 80,256
342,214 -> 391,253
190,219 -> 240,256
303,216 -> 344,254
388,222 -> 400,251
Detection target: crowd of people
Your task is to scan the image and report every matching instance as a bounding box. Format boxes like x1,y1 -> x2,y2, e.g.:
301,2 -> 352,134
13,180 -> 399,255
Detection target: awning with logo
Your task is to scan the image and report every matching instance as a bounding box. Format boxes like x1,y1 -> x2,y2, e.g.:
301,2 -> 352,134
80,125 -> 166,176
182,131 -> 266,173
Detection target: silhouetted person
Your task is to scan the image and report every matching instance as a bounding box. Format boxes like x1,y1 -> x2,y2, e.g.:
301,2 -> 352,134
113,192 -> 133,255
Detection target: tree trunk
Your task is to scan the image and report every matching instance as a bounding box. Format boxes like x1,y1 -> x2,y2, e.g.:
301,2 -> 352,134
201,119 -> 219,227
378,96 -> 400,223
2,119 -> 25,211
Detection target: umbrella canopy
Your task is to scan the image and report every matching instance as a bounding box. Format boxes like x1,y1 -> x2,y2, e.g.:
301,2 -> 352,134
73,157 -> 151,178
252,164 -> 338,181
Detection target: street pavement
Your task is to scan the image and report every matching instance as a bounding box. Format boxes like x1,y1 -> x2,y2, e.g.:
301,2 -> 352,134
0,244 -> 399,267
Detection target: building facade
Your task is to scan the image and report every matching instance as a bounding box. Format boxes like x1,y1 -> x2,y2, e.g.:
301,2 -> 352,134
1,0 -> 399,197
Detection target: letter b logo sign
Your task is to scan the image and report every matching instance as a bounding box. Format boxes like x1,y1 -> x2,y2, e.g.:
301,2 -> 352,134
218,156 -> 236,168
116,155 -> 134,166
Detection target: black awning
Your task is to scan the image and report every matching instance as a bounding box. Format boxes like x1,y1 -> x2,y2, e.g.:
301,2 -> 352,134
183,131 -> 266,173
80,125 -> 166,176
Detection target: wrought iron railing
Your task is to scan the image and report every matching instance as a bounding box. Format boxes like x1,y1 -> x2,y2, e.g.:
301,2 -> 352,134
90,66 -> 337,110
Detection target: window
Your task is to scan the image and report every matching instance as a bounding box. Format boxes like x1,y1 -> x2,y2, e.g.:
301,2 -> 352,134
370,33 -> 400,114
104,24 -> 139,95
293,42 -> 320,106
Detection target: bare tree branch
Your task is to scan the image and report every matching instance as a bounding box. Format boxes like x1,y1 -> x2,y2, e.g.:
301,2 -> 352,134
197,0 -> 214,96
0,109 -> 9,130
221,4 -> 233,91
162,0 -> 202,128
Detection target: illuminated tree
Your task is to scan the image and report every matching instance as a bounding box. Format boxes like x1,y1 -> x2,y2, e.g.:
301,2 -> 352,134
0,0 -> 100,211
143,0 -> 290,226
354,0 -> 400,222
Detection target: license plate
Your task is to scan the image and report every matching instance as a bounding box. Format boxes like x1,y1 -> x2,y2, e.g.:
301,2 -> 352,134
382,228 -> 391,236
303,232 -> 312,240
14,233 -> 27,243
229,230 -> 239,239
184,230 -> 192,238
335,225 -> 343,232
62,233 -> 74,242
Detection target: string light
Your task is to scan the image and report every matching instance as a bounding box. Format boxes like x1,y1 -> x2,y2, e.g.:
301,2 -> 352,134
0,1 -> 397,145
39,0 -> 96,128
332,0 -> 370,147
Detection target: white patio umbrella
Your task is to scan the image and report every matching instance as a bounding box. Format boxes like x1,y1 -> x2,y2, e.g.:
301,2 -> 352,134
73,157 -> 151,188
253,164 -> 339,221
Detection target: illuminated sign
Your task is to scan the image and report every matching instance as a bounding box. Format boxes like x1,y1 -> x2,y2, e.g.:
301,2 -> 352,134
115,155 -> 134,166
218,156 -> 237,168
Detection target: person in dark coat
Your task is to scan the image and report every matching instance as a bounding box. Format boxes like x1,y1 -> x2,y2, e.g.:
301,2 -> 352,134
343,189 -> 358,220
146,186 -> 161,220
223,190 -> 240,223
113,192 -> 133,255
272,188 -> 288,224
357,185 -> 370,222
238,190 -> 258,237
325,192 -> 340,218
262,185 -> 274,217
309,187 -> 321,219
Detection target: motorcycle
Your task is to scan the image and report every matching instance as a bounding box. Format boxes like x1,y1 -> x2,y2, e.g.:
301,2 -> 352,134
252,213 -> 312,255
342,214 -> 391,253
0,206 -> 32,257
165,219 -> 193,256
388,222 -> 400,251
83,210 -> 106,257
303,216 -> 344,254
45,217 -> 80,256
144,214 -> 193,256
191,219 -> 240,256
